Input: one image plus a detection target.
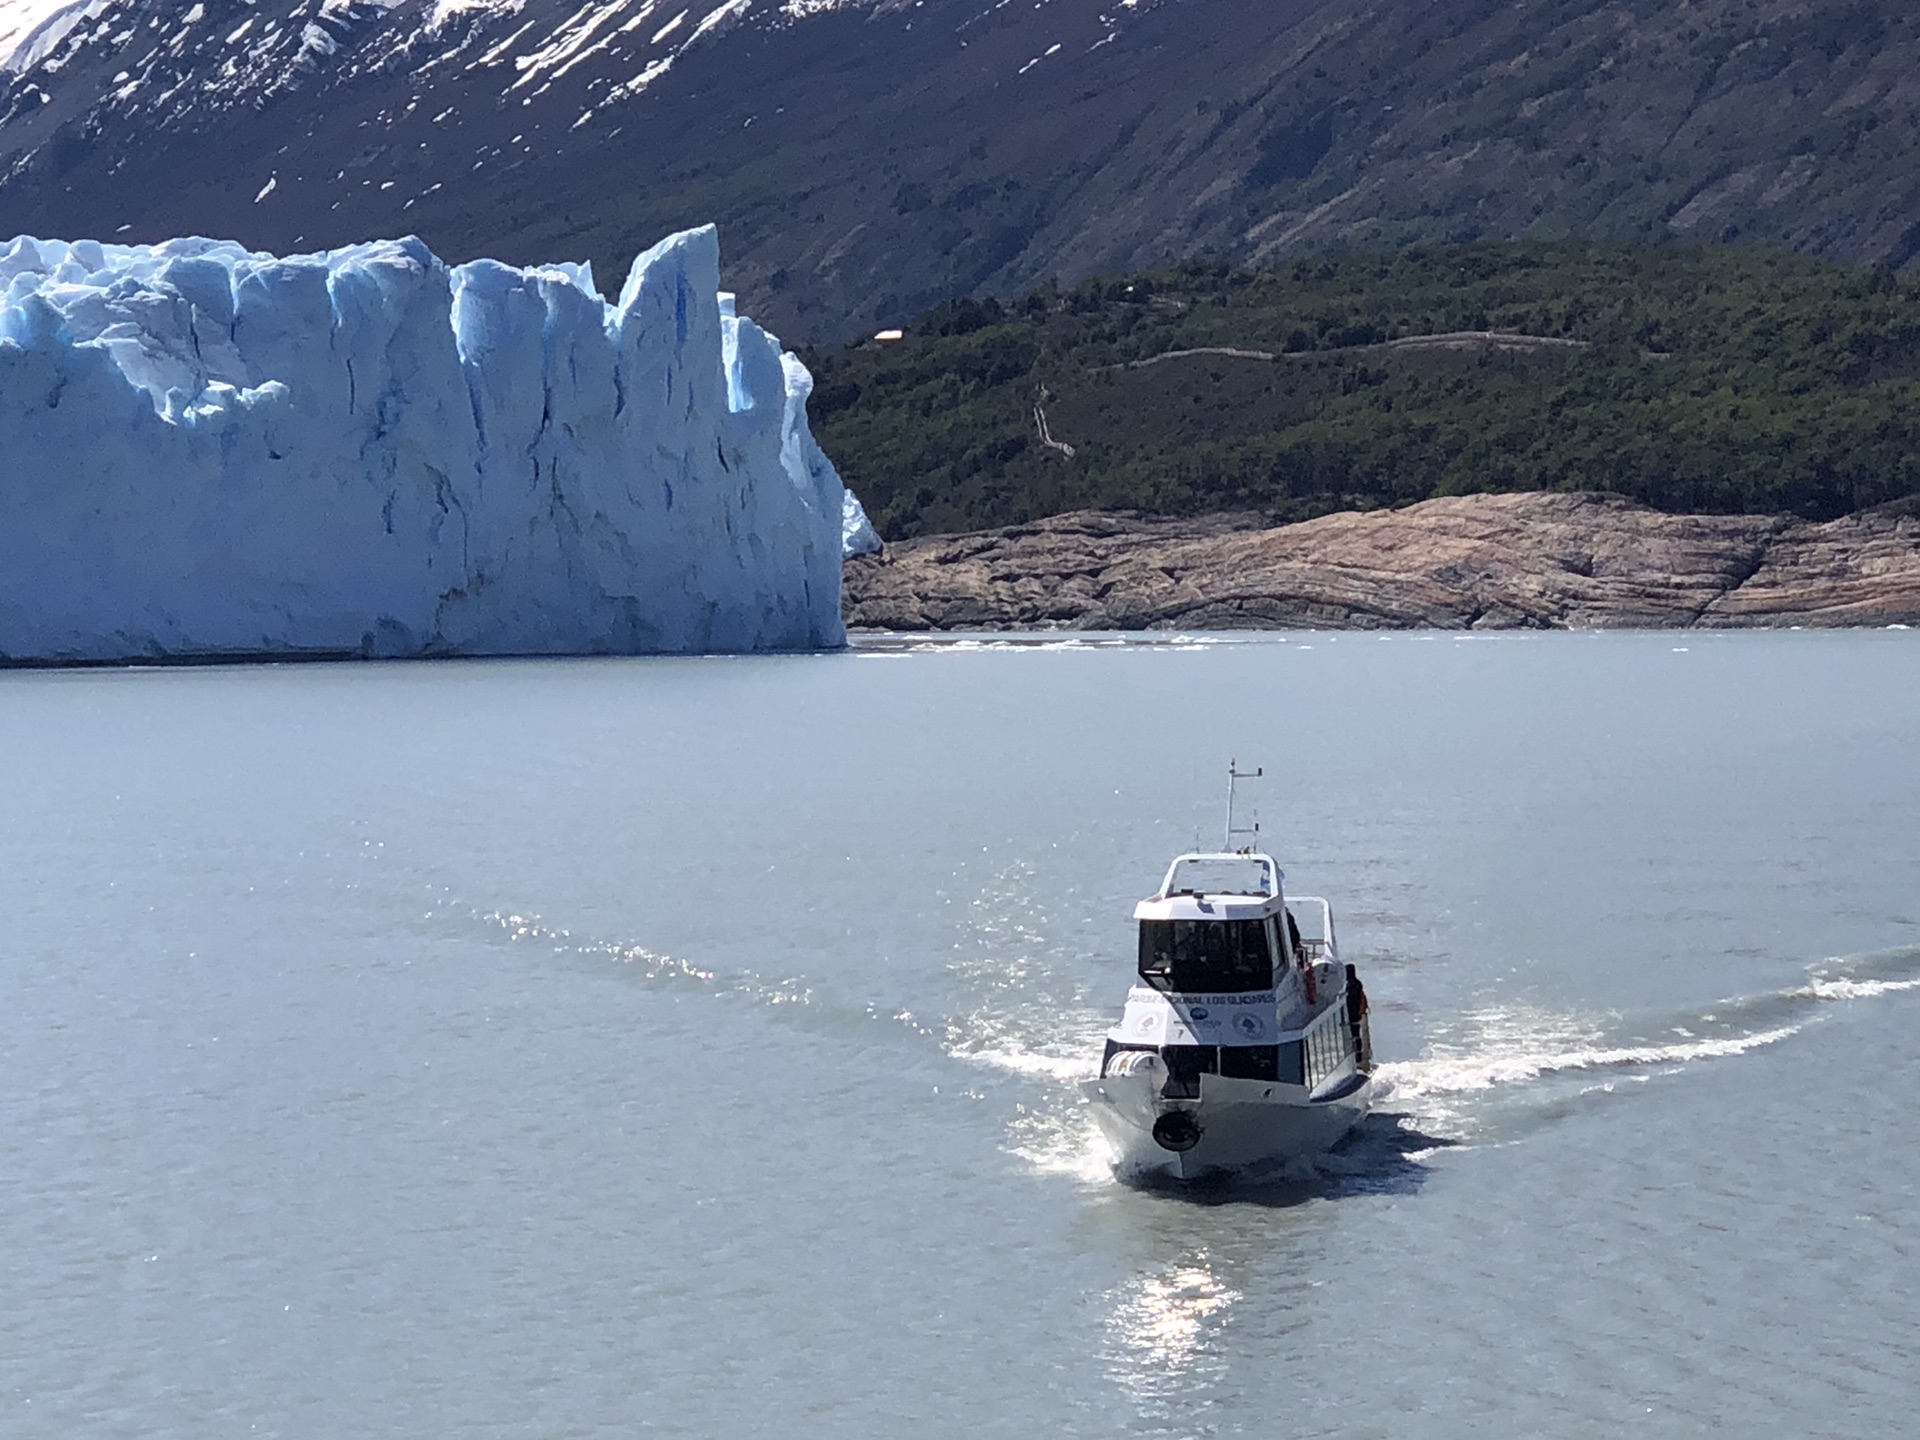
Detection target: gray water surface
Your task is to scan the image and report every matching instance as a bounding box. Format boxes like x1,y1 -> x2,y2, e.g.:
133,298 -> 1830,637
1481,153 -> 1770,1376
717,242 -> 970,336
3,631 -> 1917,1438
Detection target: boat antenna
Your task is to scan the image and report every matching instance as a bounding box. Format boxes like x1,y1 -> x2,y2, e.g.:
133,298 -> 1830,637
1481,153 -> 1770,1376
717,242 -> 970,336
1224,759 -> 1262,851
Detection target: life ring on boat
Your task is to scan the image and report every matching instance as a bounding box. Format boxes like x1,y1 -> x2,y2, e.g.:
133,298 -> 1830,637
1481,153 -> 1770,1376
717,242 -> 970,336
1152,1110 -> 1203,1153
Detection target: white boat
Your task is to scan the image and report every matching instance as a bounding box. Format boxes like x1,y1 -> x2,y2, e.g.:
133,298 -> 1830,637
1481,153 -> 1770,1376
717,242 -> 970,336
1082,770 -> 1375,1183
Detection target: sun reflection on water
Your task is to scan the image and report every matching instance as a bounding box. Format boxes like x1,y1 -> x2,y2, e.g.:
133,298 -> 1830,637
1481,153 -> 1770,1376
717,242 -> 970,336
1102,1251 -> 1240,1400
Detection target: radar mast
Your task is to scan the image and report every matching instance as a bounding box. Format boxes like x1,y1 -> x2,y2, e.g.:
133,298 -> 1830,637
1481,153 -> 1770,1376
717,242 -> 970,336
1224,759 -> 1262,852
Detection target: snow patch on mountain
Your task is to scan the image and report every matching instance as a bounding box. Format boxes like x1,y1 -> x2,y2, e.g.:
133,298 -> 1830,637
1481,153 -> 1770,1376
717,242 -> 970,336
0,0 -> 107,72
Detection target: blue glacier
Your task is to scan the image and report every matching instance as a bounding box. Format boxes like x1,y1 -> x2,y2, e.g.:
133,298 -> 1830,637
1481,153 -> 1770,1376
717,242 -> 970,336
0,225 -> 862,662
842,487 -> 882,558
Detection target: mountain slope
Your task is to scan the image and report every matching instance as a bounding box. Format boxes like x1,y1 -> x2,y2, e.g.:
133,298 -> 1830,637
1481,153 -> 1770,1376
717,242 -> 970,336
2,0 -> 1917,341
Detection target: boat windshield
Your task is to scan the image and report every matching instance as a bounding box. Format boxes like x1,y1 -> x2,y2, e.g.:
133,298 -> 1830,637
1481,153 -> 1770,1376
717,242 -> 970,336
1137,919 -> 1273,993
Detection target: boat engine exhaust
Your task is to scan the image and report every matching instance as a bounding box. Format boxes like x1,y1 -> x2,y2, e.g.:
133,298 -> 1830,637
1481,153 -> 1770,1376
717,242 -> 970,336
1152,1111 -> 1203,1153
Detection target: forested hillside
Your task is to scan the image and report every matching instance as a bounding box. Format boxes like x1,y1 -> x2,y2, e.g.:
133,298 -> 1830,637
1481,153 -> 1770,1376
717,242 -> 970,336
806,244 -> 1920,539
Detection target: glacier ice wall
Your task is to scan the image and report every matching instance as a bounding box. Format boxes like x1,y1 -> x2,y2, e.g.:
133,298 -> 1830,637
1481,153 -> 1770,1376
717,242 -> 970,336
842,488 -> 882,557
0,224 -> 852,662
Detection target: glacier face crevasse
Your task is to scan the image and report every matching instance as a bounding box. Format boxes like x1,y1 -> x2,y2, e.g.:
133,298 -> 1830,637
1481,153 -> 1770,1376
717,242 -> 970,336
0,224 -> 858,661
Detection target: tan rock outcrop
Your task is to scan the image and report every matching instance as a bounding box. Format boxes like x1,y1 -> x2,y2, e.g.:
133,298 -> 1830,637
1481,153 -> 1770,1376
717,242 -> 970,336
843,493 -> 1920,631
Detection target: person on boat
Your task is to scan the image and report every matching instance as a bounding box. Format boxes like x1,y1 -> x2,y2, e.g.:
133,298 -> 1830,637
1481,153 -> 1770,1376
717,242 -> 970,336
1346,964 -> 1371,1067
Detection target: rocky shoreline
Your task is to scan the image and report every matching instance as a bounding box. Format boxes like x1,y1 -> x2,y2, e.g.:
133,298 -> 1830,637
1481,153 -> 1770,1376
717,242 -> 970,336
843,492 -> 1920,631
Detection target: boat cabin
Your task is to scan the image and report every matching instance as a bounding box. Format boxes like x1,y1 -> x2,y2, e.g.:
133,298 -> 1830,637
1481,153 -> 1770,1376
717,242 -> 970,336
1134,852 -> 1294,994
1101,851 -> 1367,1095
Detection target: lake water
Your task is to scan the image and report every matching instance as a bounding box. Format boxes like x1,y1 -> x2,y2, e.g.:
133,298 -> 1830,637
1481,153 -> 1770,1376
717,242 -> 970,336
3,630 -> 1917,1438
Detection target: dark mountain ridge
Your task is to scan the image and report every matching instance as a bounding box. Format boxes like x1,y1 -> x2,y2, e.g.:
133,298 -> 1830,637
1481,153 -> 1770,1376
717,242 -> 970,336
1,0 -> 1917,341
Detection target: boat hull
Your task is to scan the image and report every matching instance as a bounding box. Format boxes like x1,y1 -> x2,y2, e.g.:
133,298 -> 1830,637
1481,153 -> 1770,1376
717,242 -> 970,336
1082,1070 -> 1373,1183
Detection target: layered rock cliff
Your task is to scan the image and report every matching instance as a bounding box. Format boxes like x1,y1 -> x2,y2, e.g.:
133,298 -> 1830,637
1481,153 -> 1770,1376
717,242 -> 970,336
843,493 -> 1920,631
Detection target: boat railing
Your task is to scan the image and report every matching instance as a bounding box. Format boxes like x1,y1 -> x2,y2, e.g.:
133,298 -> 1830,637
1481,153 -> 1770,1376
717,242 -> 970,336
1158,852 -> 1281,901
1300,994 -> 1356,1094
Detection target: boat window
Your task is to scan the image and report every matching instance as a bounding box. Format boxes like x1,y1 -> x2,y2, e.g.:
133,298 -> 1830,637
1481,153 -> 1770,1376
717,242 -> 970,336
1219,1045 -> 1279,1082
1158,1045 -> 1217,1100
1137,919 -> 1274,993
1275,1040 -> 1305,1085
1221,1042 -> 1306,1085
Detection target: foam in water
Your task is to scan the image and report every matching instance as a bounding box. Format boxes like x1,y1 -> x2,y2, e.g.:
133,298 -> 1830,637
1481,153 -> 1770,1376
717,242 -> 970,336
958,1048 -> 1099,1083
1799,976 -> 1920,1001
1381,945 -> 1920,1132
466,893 -> 1920,1188
1376,1018 -> 1801,1102
1794,945 -> 1920,1003
471,889 -> 1131,1181
473,906 -> 825,1012
952,944 -> 1920,1176
951,1038 -> 1112,1183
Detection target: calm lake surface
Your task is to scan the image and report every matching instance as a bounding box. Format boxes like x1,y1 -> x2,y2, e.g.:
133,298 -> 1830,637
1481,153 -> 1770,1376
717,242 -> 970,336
4,631 -> 1917,1438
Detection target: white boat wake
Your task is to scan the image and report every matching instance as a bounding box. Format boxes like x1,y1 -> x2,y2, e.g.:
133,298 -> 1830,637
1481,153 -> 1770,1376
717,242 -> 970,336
1376,1024 -> 1799,1102
964,944 -> 1920,1179
456,887 -> 1919,1182
1378,945 -> 1920,1131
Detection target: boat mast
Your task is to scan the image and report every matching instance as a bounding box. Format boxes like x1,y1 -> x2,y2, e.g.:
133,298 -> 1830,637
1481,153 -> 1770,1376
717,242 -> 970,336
1224,759 -> 1263,851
